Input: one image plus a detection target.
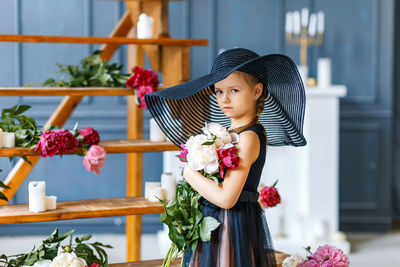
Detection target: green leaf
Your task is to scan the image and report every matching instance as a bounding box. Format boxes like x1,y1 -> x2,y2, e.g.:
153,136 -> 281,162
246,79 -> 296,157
0,180 -> 10,189
199,216 -> 220,242
0,192 -> 9,202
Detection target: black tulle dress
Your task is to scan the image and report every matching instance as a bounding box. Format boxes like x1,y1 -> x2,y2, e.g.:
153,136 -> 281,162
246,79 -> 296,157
182,123 -> 277,267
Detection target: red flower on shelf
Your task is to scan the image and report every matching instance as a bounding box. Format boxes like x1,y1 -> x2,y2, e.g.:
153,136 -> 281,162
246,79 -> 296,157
259,180 -> 281,208
125,66 -> 159,109
34,129 -> 78,157
79,127 -> 100,146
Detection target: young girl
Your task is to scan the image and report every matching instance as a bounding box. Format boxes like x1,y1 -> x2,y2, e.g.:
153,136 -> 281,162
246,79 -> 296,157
145,48 -> 306,267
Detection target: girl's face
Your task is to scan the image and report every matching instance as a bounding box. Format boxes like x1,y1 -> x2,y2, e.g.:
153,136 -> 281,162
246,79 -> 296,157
214,72 -> 262,119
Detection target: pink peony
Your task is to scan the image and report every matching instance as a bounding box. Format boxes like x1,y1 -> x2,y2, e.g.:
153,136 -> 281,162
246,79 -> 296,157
177,144 -> 188,162
56,128 -> 79,154
217,144 -> 240,178
83,145 -> 106,175
85,264 -> 99,267
312,245 -> 350,267
260,184 -> 281,208
298,259 -> 320,267
35,130 -> 63,157
79,127 -> 100,145
35,129 -> 78,157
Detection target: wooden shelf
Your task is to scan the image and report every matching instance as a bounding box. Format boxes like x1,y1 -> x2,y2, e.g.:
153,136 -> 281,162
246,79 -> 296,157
0,196 -> 164,224
0,35 -> 208,46
0,139 -> 179,157
109,251 -> 288,267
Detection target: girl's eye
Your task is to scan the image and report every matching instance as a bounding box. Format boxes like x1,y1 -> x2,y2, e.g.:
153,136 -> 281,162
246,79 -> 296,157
231,88 -> 238,93
215,90 -> 222,95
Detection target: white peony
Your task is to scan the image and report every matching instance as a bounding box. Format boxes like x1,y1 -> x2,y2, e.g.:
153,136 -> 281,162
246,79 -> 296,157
282,255 -> 306,267
202,122 -> 235,148
49,252 -> 86,267
185,134 -> 219,174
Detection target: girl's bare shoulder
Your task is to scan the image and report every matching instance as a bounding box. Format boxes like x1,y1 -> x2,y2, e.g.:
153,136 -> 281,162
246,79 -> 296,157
237,130 -> 260,163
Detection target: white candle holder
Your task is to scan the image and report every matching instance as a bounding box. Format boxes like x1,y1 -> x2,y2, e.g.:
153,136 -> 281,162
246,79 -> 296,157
28,181 -> 46,213
145,181 -> 161,200
149,186 -> 166,202
161,172 -> 176,201
317,58 -> 332,87
2,132 -> 15,148
0,129 -> 3,148
45,195 -> 57,210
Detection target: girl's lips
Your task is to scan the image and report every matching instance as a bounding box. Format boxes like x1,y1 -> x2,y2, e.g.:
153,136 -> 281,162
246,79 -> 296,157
223,107 -> 232,109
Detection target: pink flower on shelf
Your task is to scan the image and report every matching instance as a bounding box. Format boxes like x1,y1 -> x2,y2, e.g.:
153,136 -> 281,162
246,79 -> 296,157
259,181 -> 281,208
217,144 -> 240,178
34,129 -> 78,157
34,130 -> 63,157
79,127 -> 100,145
177,144 -> 188,162
298,260 -> 320,267
125,66 -> 159,109
312,245 -> 350,267
56,128 -> 79,154
83,145 -> 106,175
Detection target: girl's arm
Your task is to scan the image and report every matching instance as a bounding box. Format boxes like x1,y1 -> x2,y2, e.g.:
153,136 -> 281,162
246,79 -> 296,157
183,130 -> 260,209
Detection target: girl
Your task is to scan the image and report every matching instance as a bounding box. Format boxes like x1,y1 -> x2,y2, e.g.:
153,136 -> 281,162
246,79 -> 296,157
145,48 -> 306,267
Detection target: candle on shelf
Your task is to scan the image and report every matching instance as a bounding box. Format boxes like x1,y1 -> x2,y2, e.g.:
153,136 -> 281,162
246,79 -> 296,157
317,11 -> 325,34
0,128 -> 3,148
2,132 -> 15,148
145,181 -> 161,200
301,8 -> 309,28
285,12 -> 293,34
150,118 -> 166,142
28,181 -> 46,213
137,13 -> 154,39
317,58 -> 332,87
149,186 -> 166,202
161,172 -> 176,201
308,13 -> 317,36
292,11 -> 301,35
45,195 -> 57,210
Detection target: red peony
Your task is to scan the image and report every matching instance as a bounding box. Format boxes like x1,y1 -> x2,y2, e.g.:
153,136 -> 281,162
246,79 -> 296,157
125,66 -> 159,109
217,144 -> 240,178
35,129 -> 78,157
34,130 -> 63,157
260,182 -> 281,208
177,144 -> 188,162
79,127 -> 100,145
56,128 -> 79,154
85,264 -> 100,267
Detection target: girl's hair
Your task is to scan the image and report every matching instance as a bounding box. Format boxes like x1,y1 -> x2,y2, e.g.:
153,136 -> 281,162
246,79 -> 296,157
235,71 -> 268,116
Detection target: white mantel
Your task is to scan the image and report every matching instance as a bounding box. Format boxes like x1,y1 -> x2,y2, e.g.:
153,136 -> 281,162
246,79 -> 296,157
262,85 -> 349,255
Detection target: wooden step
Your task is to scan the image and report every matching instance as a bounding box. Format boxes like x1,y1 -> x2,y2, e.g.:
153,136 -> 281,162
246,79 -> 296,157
0,196 -> 164,224
109,251 -> 289,266
0,139 -> 179,157
0,86 -> 169,96
0,35 -> 208,46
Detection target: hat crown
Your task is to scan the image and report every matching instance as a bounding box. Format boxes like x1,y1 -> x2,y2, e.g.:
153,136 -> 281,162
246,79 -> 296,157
211,48 -> 260,74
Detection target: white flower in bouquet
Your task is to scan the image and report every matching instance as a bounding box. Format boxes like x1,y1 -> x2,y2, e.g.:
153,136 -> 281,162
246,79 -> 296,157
186,134 -> 219,174
202,122 -> 238,148
49,252 -> 86,267
282,254 -> 306,267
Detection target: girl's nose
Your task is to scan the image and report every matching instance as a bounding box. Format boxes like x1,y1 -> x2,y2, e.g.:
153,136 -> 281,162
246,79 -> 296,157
221,92 -> 230,102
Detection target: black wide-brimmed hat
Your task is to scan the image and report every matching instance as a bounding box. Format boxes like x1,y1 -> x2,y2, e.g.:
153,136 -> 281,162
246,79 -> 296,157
144,48 -> 307,147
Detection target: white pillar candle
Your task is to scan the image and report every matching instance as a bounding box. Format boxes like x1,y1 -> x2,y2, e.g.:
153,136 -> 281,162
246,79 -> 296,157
292,11 -> 301,35
28,181 -> 46,213
0,128 -> 3,148
149,186 -> 166,202
301,8 -> 309,27
45,195 -> 57,210
161,172 -> 176,201
317,11 -> 325,34
308,13 -> 317,36
137,13 -> 154,39
145,181 -> 161,200
317,58 -> 332,87
285,12 -> 293,34
2,132 -> 15,148
150,118 -> 166,142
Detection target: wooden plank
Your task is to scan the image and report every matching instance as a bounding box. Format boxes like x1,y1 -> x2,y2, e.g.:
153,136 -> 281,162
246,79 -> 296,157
109,251 -> 289,267
0,35 -> 208,46
0,197 -> 164,224
0,140 -> 179,157
0,87 -> 134,96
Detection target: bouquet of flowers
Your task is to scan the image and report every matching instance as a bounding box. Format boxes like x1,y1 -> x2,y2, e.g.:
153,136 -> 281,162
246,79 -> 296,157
259,180 -> 281,208
282,245 -> 350,267
0,228 -> 112,267
159,122 -> 240,267
125,66 -> 159,109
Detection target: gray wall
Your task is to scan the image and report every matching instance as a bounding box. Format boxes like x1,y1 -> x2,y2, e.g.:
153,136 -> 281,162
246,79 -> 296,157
0,0 -> 396,234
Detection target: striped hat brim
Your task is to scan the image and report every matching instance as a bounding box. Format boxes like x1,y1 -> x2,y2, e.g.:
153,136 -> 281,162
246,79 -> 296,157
144,50 -> 307,148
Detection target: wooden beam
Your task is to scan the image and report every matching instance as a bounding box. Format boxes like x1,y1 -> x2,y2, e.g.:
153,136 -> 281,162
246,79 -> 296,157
0,34 -> 208,46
